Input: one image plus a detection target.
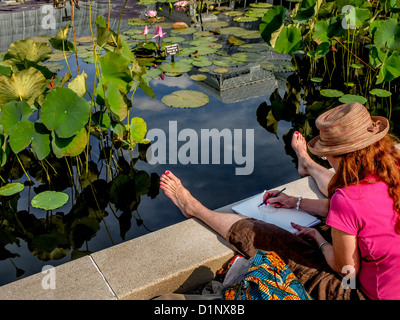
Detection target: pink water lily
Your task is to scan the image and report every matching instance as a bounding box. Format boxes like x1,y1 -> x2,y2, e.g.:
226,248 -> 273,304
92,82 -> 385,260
174,1 -> 188,7
152,26 -> 167,50
146,10 -> 157,17
139,25 -> 149,41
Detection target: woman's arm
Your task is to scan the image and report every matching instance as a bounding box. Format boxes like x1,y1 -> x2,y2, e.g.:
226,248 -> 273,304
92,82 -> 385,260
263,190 -> 329,218
292,223 -> 360,277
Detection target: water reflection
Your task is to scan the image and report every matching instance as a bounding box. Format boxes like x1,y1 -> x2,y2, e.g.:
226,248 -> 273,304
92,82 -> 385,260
0,0 -> 301,286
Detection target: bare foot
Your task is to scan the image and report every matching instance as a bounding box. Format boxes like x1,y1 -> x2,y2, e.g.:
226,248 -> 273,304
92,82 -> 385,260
291,132 -> 313,177
159,170 -> 203,219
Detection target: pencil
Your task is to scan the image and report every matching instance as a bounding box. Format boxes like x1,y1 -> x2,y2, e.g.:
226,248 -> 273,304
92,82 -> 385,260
257,188 -> 287,207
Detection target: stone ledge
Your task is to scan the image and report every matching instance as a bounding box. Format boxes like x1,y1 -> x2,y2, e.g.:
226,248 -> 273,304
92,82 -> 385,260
0,175 -> 324,300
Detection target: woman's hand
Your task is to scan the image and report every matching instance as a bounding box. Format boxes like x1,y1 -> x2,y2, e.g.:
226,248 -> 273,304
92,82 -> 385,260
290,222 -> 326,246
262,190 -> 297,209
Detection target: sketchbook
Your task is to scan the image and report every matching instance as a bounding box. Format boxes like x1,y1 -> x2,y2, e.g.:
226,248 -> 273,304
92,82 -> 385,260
231,192 -> 321,233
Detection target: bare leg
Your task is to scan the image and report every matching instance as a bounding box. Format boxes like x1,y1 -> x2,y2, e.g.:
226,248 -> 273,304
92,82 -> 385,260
291,132 -> 334,197
159,171 -> 244,238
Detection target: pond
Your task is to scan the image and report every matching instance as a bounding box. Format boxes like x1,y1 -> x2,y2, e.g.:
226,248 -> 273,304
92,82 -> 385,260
1,0 -> 399,288
0,0 -> 302,286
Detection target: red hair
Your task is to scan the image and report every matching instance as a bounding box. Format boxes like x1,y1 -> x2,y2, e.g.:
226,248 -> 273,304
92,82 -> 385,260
328,135 -> 400,233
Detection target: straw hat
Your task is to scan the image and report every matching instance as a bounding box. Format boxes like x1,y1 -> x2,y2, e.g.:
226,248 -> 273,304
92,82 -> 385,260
308,102 -> 389,156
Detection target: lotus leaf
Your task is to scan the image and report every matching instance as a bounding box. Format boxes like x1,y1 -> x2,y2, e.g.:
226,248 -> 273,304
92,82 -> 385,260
162,90 -> 209,108
41,87 -> 90,138
129,117 -> 148,147
274,26 -> 302,54
4,39 -> 51,64
8,120 -> 34,154
8,120 -> 51,159
198,67 -> 210,72
99,52 -> 132,93
104,81 -> 130,121
0,182 -> 24,197
0,65 -> 12,76
146,68 -> 163,79
0,67 -> 46,105
376,51 -> 400,84
51,128 -> 87,158
49,25 -> 75,51
338,94 -> 368,104
260,6 -> 286,45
68,71 -> 88,98
92,111 -> 111,130
31,191 -> 69,210
369,89 -> 392,97
0,100 -> 32,135
374,19 -> 400,51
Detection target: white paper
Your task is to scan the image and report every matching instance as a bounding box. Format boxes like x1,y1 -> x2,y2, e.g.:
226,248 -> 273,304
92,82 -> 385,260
232,192 -> 320,233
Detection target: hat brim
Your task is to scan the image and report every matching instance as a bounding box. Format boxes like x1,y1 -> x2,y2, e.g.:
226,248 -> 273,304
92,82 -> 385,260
307,116 -> 390,157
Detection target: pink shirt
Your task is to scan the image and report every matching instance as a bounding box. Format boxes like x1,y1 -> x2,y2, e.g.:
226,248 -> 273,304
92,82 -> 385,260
326,179 -> 400,300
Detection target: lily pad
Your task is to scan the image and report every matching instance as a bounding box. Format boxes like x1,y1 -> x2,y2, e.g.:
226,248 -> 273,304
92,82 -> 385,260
190,74 -> 207,81
231,52 -> 265,63
339,94 -> 368,104
0,67 -> 46,105
161,90 -> 209,108
369,89 -> 392,97
214,68 -> 229,74
159,62 -> 193,74
249,2 -> 273,8
170,27 -> 197,35
223,11 -> 243,16
31,191 -> 69,210
311,77 -> 323,83
201,21 -> 229,29
234,16 -> 259,22
0,182 -> 24,197
41,87 -> 90,138
320,89 -> 344,98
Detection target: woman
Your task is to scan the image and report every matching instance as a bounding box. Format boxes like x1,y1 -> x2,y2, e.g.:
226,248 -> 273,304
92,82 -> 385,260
160,102 -> 400,300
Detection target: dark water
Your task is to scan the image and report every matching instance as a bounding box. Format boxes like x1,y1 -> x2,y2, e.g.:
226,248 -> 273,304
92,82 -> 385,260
0,0 -> 301,286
